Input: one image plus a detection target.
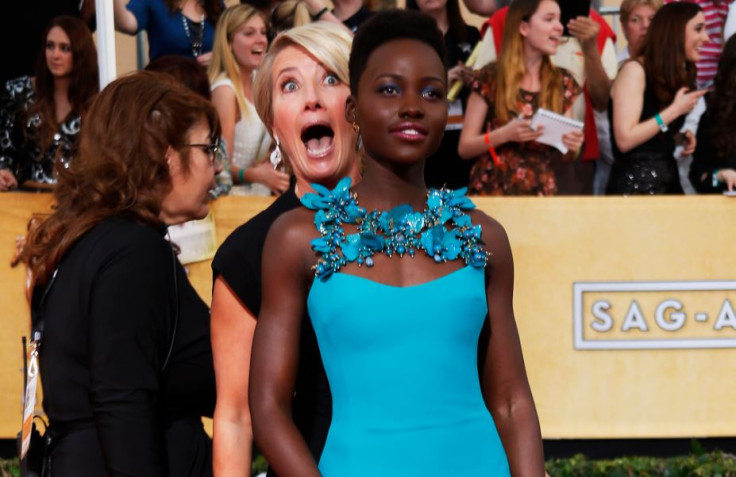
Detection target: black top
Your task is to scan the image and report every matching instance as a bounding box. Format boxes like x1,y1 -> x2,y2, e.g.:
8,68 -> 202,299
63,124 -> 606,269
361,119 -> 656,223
340,7 -> 373,33
606,73 -> 686,195
212,189 -> 333,473
424,24 -> 480,190
690,105 -> 736,193
36,216 -> 215,476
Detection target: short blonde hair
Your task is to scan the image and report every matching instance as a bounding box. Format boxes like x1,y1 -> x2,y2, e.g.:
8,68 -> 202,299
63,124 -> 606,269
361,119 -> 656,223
252,22 -> 352,136
620,0 -> 663,25
269,0 -> 312,34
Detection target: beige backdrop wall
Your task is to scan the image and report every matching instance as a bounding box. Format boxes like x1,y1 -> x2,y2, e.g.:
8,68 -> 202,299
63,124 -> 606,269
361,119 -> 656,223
2,193 -> 734,439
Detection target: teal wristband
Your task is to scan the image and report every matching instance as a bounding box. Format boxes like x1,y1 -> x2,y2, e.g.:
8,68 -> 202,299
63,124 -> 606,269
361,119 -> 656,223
237,168 -> 245,184
712,169 -> 721,188
654,113 -> 668,133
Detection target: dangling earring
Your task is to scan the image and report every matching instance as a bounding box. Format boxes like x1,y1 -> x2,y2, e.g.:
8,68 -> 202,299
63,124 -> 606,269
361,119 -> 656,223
352,122 -> 362,151
270,136 -> 282,169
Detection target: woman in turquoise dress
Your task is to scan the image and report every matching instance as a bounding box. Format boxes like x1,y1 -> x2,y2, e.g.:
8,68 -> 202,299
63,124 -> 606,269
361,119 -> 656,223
250,9 -> 545,476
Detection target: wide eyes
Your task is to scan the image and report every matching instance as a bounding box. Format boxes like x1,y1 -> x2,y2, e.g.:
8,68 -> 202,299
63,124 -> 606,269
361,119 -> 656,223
324,73 -> 340,86
281,79 -> 298,93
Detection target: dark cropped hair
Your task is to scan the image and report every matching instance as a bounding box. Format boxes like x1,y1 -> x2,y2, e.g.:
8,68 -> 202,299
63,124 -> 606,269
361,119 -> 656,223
640,2 -> 701,106
405,0 -> 470,44
30,16 -> 99,151
709,35 -> 736,158
145,55 -> 212,100
349,9 -> 447,95
24,71 -> 220,286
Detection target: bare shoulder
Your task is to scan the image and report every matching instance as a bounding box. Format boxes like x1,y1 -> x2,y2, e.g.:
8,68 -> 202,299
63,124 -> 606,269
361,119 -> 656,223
469,209 -> 510,252
616,60 -> 645,83
265,206 -> 316,253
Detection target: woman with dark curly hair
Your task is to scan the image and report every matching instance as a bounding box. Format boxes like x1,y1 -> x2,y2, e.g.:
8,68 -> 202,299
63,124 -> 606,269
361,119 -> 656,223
690,35 -> 736,193
23,71 -> 221,476
0,16 -> 98,191
606,2 -> 709,195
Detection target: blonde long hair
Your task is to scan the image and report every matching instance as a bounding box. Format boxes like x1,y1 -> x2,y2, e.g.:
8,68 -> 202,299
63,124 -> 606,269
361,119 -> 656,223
495,0 -> 564,124
208,4 -> 265,118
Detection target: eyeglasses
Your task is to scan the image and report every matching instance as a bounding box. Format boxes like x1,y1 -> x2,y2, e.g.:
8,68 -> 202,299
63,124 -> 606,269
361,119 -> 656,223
183,141 -> 221,163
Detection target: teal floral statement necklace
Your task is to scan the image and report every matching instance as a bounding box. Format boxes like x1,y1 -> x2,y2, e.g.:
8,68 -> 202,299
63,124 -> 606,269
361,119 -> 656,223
301,177 -> 489,281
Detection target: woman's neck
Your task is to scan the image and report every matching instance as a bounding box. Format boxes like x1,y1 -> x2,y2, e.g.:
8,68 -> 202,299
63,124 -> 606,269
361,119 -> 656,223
353,157 -> 427,211
180,0 -> 203,19
428,9 -> 449,35
521,45 -> 544,92
240,69 -> 253,102
294,161 -> 362,198
332,0 -> 363,21
53,76 -> 72,123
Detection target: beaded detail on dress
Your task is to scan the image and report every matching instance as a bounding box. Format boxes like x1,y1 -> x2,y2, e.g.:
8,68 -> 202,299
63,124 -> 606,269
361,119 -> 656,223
300,177 -> 489,281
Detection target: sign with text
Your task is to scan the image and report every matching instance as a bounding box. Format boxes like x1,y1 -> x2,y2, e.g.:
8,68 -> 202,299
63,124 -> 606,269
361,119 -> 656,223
574,281 -> 736,349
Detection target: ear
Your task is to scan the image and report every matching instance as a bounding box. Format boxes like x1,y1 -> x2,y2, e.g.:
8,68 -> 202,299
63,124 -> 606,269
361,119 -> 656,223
166,145 -> 180,174
345,95 -> 357,123
520,20 -> 530,38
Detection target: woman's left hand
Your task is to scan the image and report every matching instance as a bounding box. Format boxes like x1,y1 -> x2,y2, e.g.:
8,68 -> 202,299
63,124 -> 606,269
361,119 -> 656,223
196,52 -> 213,67
562,129 -> 584,154
682,129 -> 696,156
448,62 -> 472,86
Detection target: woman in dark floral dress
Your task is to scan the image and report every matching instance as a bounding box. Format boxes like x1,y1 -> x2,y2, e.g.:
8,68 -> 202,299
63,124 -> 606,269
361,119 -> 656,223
458,0 -> 583,196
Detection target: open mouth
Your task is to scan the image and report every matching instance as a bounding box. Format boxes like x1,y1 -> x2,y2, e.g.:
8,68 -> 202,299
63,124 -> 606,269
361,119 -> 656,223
301,123 -> 335,157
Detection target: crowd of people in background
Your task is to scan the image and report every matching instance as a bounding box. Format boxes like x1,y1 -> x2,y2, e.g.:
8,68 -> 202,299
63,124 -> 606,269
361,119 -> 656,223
3,0 -> 736,196
4,0 -> 736,476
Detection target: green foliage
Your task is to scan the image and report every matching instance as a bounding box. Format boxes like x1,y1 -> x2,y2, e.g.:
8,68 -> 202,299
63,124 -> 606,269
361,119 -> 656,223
0,458 -> 19,477
546,451 -> 736,477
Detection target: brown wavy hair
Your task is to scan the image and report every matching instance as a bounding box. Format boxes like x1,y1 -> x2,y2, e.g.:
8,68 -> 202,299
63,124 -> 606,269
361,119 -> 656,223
640,2 -> 700,106
709,35 -> 736,158
23,71 -> 220,286
495,0 -> 563,124
28,16 -> 99,152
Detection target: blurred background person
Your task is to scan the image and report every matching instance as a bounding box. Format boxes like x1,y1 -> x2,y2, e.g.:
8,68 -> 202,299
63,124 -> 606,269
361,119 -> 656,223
269,0 -> 313,35
407,0 -> 480,190
210,22 -> 359,476
607,2 -> 708,195
22,71 -> 220,476
690,35 -> 736,192
113,0 -> 224,66
2,0 -> 95,84
209,4 -> 288,196
0,16 -> 98,191
592,0 -> 662,195
145,54 -> 233,196
458,0 -> 584,196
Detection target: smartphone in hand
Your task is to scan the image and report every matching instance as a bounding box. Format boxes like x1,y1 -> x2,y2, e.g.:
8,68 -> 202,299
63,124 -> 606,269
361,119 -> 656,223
561,0 -> 591,36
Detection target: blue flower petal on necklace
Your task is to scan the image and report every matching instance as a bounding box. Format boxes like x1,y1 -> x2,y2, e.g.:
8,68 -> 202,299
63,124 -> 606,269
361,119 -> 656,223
427,190 -> 442,210
310,237 -> 331,253
442,229 -> 462,260
439,207 -> 453,225
311,182 -> 333,198
453,214 -> 472,228
301,192 -> 327,210
406,212 -> 425,234
360,232 -> 385,252
341,233 -> 361,261
345,203 -> 364,222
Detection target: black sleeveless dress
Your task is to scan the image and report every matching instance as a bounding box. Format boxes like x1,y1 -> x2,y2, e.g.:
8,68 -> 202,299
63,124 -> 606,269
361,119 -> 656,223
606,77 -> 685,195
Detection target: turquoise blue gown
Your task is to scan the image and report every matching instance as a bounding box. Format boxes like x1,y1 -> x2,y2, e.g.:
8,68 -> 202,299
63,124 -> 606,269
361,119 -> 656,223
302,179 -> 511,476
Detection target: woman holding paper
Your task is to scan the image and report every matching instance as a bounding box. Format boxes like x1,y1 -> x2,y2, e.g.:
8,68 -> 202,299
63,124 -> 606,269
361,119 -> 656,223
458,0 -> 584,196
607,2 -> 708,195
